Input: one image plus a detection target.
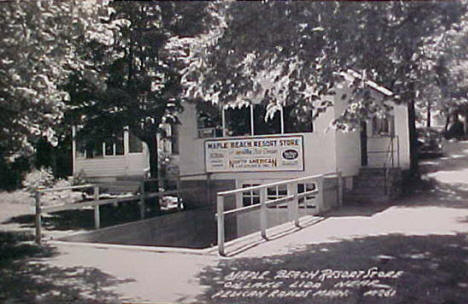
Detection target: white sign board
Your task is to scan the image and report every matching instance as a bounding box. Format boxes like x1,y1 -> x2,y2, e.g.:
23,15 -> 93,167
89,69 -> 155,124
205,135 -> 304,173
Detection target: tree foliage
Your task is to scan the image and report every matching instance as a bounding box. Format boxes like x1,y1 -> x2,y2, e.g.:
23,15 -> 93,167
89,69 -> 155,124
171,1 -> 465,123
0,0 -> 115,163
65,1 -> 212,177
168,0 -> 467,173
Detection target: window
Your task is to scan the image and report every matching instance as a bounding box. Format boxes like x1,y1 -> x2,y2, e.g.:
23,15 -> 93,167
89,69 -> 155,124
297,183 -> 317,209
129,132 -> 143,153
197,103 -> 223,138
284,105 -> 313,133
225,106 -> 251,136
242,184 -> 260,207
267,184 -> 288,208
104,135 -> 124,156
372,116 -> 394,136
197,102 -> 314,138
253,104 -> 281,135
76,132 -> 124,158
84,141 -> 103,159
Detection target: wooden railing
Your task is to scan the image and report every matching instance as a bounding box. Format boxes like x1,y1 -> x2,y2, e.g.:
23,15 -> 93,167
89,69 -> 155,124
215,172 -> 343,256
34,173 -> 211,245
367,135 -> 400,169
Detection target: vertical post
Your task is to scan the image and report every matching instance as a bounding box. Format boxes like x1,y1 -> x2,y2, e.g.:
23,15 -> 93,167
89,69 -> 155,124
35,191 -> 42,245
93,186 -> 100,229
222,106 -> 227,137
280,106 -> 285,134
72,126 -> 76,176
250,103 -> 255,136
235,192 -> 242,209
337,172 -> 343,207
139,181 -> 146,219
316,176 -> 325,214
123,127 -> 130,155
260,187 -> 267,240
176,176 -> 182,211
287,182 -> 299,227
217,195 -> 225,256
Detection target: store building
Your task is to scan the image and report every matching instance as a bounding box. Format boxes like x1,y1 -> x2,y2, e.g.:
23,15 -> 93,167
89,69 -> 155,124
72,71 -> 410,207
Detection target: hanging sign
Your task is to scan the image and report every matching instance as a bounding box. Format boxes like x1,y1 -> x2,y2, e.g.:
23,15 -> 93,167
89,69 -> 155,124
205,135 -> 304,173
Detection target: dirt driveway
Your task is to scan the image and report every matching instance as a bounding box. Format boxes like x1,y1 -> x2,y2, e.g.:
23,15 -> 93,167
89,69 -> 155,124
1,141 -> 468,303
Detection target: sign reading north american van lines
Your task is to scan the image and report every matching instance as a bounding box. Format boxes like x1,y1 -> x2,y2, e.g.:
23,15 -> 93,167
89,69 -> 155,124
205,135 -> 304,173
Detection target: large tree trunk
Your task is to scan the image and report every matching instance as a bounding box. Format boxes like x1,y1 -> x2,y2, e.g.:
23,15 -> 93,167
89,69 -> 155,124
145,135 -> 159,180
408,96 -> 419,177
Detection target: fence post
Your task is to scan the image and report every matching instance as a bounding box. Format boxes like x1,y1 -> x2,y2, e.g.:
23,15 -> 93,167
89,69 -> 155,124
337,171 -> 344,207
35,190 -> 42,245
93,186 -> 100,229
217,195 -> 225,256
139,181 -> 146,219
260,187 -> 267,240
287,182 -> 298,226
176,176 -> 182,211
316,176 -> 325,214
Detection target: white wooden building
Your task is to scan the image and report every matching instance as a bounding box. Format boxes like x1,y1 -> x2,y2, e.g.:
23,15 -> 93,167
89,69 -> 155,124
72,71 -> 410,200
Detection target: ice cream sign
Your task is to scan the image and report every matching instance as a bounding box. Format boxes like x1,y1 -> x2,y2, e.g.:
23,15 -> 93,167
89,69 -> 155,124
205,135 -> 304,172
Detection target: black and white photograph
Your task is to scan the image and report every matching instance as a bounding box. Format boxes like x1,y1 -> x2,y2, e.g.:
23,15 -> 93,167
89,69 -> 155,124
1,0 -> 468,303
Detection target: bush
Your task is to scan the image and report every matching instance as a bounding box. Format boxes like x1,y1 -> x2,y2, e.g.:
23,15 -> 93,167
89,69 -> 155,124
22,168 -> 55,192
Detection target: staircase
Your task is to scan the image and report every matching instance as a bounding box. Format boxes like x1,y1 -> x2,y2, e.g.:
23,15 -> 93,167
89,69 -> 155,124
344,167 -> 402,204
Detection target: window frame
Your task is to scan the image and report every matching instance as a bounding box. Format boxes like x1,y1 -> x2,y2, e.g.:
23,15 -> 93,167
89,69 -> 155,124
198,104 -> 314,139
241,183 -> 261,207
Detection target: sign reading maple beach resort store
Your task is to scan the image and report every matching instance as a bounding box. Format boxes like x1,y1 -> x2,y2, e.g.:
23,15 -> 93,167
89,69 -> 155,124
205,135 -> 304,172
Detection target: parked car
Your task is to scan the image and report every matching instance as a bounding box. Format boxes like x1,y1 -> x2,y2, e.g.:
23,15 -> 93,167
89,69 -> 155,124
416,127 -> 445,157
159,195 -> 184,211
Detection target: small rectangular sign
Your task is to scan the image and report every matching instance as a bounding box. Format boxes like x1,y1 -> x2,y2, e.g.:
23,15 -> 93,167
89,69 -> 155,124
205,135 -> 304,173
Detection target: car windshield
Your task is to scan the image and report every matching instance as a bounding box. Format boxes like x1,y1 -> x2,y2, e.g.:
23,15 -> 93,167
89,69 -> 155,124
417,128 -> 440,138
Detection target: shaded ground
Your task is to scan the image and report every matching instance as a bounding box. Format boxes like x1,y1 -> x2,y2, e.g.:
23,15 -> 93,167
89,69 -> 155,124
196,233 -> 468,304
193,140 -> 468,304
4,200 -> 161,231
0,140 -> 467,303
0,231 -> 132,304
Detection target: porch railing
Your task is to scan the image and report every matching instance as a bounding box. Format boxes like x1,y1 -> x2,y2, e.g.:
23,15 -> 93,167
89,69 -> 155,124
215,172 -> 343,256
367,135 -> 400,195
367,135 -> 400,169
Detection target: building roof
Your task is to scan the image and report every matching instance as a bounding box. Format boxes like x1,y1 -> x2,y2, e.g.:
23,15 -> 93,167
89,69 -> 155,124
338,69 -> 394,97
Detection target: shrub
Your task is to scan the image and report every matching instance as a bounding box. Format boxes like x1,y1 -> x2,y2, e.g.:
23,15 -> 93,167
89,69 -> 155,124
22,168 -> 55,192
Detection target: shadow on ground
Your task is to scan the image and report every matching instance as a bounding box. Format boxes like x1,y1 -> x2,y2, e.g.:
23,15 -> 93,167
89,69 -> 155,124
195,233 -> 468,304
0,231 -> 133,303
396,177 -> 468,209
2,201 -> 162,231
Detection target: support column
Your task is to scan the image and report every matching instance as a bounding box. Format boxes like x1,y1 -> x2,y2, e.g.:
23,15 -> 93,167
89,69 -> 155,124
94,186 -> 100,229
217,195 -> 225,256
260,187 -> 267,240
250,104 -> 255,136
316,176 -> 325,214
